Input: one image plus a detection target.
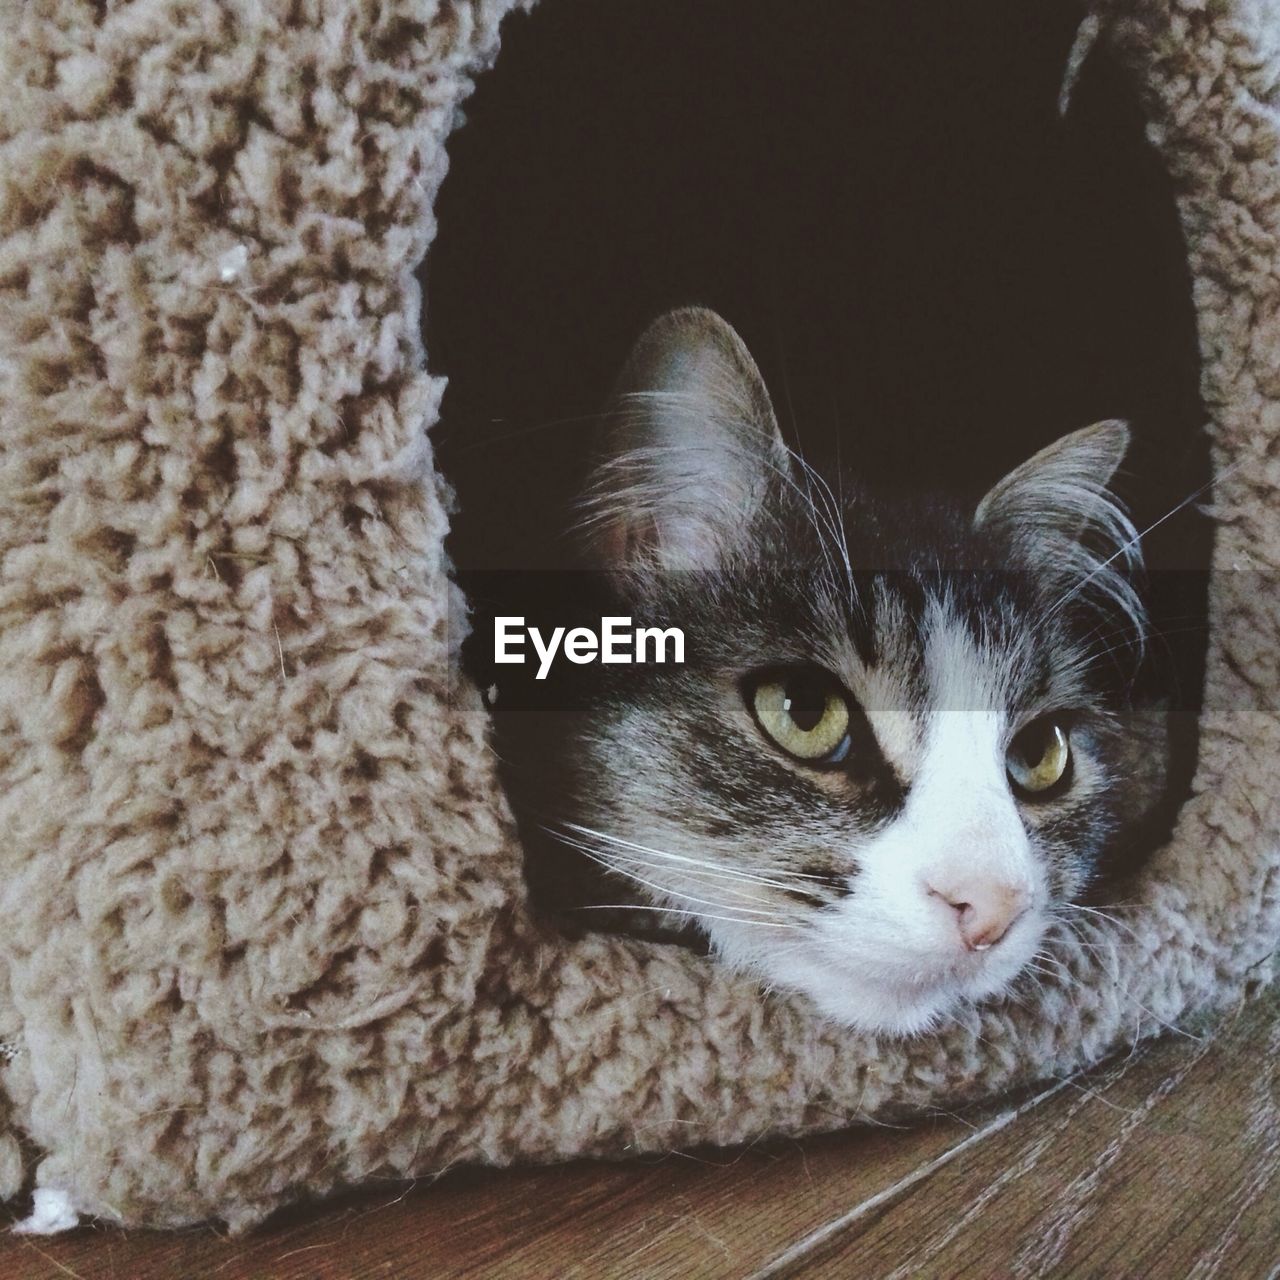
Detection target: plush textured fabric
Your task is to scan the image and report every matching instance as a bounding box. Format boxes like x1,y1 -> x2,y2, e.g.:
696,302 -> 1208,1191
0,0 -> 1276,1233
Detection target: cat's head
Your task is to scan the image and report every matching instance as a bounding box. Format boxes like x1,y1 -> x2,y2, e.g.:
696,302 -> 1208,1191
556,306 -> 1166,1036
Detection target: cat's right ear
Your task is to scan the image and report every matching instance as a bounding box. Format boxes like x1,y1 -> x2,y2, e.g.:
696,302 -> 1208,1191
576,307 -> 791,571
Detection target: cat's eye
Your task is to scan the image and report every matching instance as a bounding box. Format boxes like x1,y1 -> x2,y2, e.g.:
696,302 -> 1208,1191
1006,717 -> 1071,797
748,668 -> 852,765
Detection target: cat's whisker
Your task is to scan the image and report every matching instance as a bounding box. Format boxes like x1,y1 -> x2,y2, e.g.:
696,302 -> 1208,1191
1024,962 -> 1064,983
556,821 -> 843,887
625,862 -> 793,899
1043,454 -> 1242,631
1045,915 -> 1140,964
1079,621 -> 1211,672
601,859 -> 792,910
1072,611 -> 1202,656
1031,948 -> 1073,976
1057,901 -> 1144,942
1047,913 -> 1204,1043
782,441 -> 854,599
588,865 -> 797,926
556,835 -> 802,925
550,831 -> 774,892
552,841 -> 788,902
571,904 -> 802,931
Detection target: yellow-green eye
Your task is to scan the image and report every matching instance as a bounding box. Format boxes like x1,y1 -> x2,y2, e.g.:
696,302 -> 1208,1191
750,669 -> 852,764
1007,717 -> 1071,796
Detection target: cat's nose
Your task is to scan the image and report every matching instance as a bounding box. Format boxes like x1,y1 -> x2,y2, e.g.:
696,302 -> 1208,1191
926,876 -> 1031,951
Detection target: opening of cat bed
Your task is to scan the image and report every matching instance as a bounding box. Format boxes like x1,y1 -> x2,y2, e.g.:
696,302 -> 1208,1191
425,0 -> 1214,952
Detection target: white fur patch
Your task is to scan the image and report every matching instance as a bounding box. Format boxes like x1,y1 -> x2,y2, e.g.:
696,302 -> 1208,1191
13,1188 -> 79,1235
708,610 -> 1048,1036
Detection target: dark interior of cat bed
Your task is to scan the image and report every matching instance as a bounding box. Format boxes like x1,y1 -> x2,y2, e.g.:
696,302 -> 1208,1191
427,0 -> 1212,931
2,0 -> 1276,1235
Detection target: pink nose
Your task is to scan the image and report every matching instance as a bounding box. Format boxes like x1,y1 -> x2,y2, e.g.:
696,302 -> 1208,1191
926,877 -> 1031,951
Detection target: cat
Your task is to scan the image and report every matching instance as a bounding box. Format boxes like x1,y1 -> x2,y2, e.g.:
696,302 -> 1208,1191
500,306 -> 1172,1037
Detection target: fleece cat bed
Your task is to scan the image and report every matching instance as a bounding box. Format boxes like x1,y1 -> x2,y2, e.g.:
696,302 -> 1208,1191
0,0 -> 1276,1233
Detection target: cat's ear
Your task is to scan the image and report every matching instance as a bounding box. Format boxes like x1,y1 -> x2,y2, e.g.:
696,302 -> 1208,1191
577,307 -> 791,570
974,420 -> 1132,552
975,420 -> 1145,631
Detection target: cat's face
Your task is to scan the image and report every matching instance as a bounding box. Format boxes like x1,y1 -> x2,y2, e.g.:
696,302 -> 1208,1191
553,307 -> 1164,1036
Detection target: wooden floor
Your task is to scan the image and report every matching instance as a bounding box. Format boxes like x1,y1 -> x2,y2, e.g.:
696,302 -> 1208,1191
2,988 -> 1276,1279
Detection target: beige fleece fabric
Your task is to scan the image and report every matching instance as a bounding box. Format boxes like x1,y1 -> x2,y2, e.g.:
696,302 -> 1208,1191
0,0 -> 1276,1233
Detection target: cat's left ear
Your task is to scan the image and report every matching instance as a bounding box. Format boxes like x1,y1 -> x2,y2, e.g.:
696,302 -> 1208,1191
977,421 -> 1146,636
576,307 -> 792,571
974,420 -> 1133,554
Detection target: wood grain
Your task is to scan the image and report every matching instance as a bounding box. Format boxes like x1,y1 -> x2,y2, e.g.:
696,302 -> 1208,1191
2,989 -> 1276,1279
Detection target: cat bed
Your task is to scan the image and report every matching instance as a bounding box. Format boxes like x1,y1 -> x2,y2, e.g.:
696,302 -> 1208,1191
0,0 -> 1276,1233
